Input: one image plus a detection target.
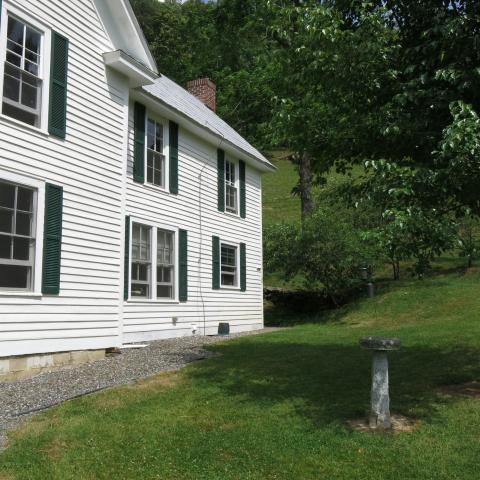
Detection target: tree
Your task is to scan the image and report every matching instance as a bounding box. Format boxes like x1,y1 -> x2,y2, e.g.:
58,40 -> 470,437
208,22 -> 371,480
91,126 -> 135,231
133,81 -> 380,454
264,206 -> 378,303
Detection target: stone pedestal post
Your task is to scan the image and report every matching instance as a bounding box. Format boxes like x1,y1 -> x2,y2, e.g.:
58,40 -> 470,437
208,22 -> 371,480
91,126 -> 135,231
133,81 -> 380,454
360,336 -> 401,431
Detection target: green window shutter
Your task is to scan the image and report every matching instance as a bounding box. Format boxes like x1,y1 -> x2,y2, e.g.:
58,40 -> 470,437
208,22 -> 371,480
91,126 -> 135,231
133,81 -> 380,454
212,236 -> 220,289
239,160 -> 246,218
169,121 -> 179,194
133,102 -> 146,183
42,184 -> 63,294
240,243 -> 247,292
48,32 -> 69,139
217,149 -> 225,212
124,216 -> 130,301
179,229 -> 188,302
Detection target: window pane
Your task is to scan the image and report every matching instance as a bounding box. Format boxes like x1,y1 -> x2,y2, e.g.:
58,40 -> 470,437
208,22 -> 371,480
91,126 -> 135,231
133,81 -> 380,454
7,18 -> 24,45
0,264 -> 30,289
2,102 -> 37,126
0,235 -> 11,258
21,76 -> 40,109
157,266 -> 172,283
157,285 -> 172,298
132,224 -> 140,243
131,283 -> 149,297
6,51 -> 21,68
13,237 -> 30,260
17,187 -> 33,212
6,39 -> 22,56
16,212 -> 32,236
221,274 -> 235,286
3,70 -> 20,102
24,60 -> 39,77
138,263 -> 148,281
0,210 -> 13,233
147,119 -> 155,150
147,165 -> 153,183
0,183 -> 15,208
154,170 -> 161,186
25,27 -> 41,55
156,124 -> 163,151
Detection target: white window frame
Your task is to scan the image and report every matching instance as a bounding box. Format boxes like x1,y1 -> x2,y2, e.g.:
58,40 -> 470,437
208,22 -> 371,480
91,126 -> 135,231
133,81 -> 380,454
127,217 -> 179,303
0,2 -> 51,134
220,241 -> 240,289
144,111 -> 169,192
224,158 -> 239,215
0,169 -> 45,296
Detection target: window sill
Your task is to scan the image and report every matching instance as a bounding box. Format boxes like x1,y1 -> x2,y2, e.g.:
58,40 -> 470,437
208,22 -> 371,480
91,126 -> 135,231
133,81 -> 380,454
223,210 -> 241,219
219,286 -> 241,291
0,291 -> 42,298
0,114 -> 49,137
135,181 -> 171,196
127,298 -> 180,304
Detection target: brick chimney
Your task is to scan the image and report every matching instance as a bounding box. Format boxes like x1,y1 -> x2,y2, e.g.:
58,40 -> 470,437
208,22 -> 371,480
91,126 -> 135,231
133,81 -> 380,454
186,78 -> 216,112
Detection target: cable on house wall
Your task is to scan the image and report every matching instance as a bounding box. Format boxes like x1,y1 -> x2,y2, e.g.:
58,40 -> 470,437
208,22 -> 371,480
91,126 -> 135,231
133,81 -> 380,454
197,121 -> 225,336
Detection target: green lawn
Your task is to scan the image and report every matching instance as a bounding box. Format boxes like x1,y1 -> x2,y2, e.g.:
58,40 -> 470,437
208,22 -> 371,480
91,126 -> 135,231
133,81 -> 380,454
2,269 -> 480,479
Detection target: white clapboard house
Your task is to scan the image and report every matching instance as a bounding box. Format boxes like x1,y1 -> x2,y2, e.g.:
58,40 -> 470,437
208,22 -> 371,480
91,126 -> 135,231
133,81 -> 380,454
0,0 -> 273,374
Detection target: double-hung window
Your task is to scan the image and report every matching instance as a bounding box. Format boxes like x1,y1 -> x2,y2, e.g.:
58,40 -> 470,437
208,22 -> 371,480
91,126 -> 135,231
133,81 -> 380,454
146,118 -> 166,188
221,243 -> 237,287
2,15 -> 43,127
225,160 -> 238,214
131,224 -> 151,298
156,229 -> 174,298
0,180 -> 37,290
130,222 -> 175,300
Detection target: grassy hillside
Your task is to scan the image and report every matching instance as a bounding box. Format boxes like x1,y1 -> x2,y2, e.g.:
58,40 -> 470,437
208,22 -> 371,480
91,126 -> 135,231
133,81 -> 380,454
262,152 -> 302,226
2,269 -> 480,479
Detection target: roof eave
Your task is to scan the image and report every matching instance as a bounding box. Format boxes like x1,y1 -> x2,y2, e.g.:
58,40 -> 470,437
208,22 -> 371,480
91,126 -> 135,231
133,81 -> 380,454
137,90 -> 276,173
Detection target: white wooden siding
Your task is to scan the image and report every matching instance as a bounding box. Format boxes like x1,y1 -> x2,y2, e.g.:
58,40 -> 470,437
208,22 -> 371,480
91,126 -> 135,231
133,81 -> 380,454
0,0 -> 266,357
0,0 -> 127,357
124,101 -> 264,343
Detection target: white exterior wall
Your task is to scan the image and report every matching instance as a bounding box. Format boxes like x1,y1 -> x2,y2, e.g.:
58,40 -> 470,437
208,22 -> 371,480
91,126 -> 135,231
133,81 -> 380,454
0,0 -> 266,357
124,100 -> 264,343
0,0 -> 129,357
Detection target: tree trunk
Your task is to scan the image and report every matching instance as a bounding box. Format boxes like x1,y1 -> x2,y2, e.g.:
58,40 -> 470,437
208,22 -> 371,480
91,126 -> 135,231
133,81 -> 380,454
299,151 -> 314,220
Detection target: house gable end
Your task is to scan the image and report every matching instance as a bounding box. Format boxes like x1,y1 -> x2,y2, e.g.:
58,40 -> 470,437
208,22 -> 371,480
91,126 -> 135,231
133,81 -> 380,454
92,0 -> 157,74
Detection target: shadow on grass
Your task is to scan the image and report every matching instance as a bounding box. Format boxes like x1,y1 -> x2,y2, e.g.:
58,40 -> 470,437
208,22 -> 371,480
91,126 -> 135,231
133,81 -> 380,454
188,338 -> 480,428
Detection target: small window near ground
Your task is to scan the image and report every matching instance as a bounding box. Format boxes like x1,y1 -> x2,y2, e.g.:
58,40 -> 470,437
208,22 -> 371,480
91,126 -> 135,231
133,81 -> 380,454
146,118 -> 165,188
131,223 -> 151,298
221,243 -> 237,287
0,180 -> 36,290
2,16 -> 43,127
225,160 -> 238,214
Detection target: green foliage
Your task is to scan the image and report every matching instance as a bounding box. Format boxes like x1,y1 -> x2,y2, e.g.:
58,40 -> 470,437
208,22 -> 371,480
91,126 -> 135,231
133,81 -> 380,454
434,101 -> 480,215
264,206 -> 378,302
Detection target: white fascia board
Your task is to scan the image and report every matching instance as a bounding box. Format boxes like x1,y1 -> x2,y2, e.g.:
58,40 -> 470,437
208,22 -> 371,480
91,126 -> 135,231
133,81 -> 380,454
103,50 -> 158,87
133,91 -> 276,173
94,0 -> 158,74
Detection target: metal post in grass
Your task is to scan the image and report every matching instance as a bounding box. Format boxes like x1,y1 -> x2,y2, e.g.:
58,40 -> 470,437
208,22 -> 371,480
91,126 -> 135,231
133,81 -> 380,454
359,336 -> 401,430
360,267 -> 375,298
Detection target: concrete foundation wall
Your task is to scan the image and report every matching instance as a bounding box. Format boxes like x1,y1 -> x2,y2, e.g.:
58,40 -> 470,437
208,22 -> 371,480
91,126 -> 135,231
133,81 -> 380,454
0,349 -> 105,382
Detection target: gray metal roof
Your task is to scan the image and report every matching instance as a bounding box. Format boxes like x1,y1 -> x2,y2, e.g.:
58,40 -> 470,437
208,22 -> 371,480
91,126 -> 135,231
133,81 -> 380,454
142,75 -> 274,171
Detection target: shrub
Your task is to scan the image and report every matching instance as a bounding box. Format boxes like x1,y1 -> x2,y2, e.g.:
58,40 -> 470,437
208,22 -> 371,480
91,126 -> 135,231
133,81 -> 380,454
264,206 -> 378,305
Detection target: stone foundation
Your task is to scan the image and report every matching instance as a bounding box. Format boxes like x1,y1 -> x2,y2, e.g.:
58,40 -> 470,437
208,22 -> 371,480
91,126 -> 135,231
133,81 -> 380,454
0,349 -> 105,382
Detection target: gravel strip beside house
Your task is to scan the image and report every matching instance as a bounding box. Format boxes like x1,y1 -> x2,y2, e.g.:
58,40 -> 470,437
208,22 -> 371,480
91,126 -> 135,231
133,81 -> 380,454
0,329 -> 279,451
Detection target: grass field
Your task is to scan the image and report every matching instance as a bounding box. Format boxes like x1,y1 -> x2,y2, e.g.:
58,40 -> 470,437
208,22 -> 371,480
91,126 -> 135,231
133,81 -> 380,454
2,267 -> 480,479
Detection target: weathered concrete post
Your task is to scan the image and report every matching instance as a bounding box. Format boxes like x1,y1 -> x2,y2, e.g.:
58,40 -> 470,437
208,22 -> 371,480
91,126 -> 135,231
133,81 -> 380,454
359,336 -> 401,430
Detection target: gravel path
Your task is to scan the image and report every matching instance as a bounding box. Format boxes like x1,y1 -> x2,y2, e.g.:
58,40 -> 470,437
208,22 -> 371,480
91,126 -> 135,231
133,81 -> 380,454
0,329 -> 279,450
